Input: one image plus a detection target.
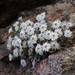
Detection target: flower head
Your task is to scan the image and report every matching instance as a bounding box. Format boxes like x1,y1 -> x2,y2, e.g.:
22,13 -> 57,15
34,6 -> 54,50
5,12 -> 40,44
22,41 -> 27,48
15,38 -> 22,47
52,20 -> 61,29
12,36 -> 22,47
26,26 -> 34,35
20,29 -> 25,39
50,41 -> 60,50
13,21 -> 19,27
55,29 -> 63,37
9,54 -> 13,61
29,35 -> 37,44
64,30 -> 72,38
13,48 -> 19,57
40,20 -> 47,25
38,33 -> 44,41
61,21 -> 69,29
20,22 -> 27,29
36,12 -> 46,21
34,22 -> 40,28
67,22 -> 73,27
51,32 -> 58,41
7,43 -> 12,50
35,44 -> 43,55
14,25 -> 19,31
8,27 -> 13,33
21,59 -> 27,67
27,41 -> 34,49
44,31 -> 52,40
39,24 -> 47,32
25,20 -> 33,26
43,42 -> 51,52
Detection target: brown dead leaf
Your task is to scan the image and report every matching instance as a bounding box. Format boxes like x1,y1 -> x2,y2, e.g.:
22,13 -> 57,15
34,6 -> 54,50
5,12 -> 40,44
2,33 -> 11,41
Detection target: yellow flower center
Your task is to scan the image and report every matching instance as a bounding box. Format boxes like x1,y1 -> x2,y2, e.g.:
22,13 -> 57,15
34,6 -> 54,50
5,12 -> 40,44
44,45 -> 47,48
53,34 -> 55,37
41,35 -> 43,37
54,23 -> 57,26
37,48 -> 40,50
32,38 -> 34,40
64,25 -> 66,28
47,33 -> 50,35
57,32 -> 59,34
42,26 -> 44,29
53,44 -> 56,46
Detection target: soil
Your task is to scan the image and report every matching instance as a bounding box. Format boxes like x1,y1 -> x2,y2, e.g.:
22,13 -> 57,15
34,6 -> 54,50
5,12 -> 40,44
0,60 -> 21,75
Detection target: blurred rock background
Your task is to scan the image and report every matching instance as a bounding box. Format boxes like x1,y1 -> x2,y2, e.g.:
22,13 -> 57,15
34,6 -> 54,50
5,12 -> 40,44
0,0 -> 60,28
0,0 -> 75,28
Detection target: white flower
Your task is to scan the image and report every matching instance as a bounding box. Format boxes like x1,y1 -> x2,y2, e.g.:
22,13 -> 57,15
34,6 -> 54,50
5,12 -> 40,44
8,36 -> 13,44
38,33 -> 44,41
20,59 -> 26,67
64,30 -> 72,38
9,54 -> 13,61
23,41 -> 27,48
28,49 -> 33,55
39,24 -> 47,32
13,21 -> 19,27
43,42 -> 51,52
20,22 -> 27,29
7,44 -> 11,50
61,21 -> 69,29
18,16 -> 23,21
8,27 -> 13,33
25,20 -> 33,26
7,37 -> 12,48
19,46 -> 23,56
27,41 -> 34,49
14,25 -> 19,31
13,48 -> 19,57
26,26 -> 34,35
44,31 -> 52,40
40,20 -> 47,25
14,36 -> 19,40
34,22 -> 40,28
20,29 -> 25,39
15,38 -> 22,47
50,41 -> 60,50
35,44 -> 43,55
67,22 -> 73,27
52,20 -> 61,29
55,29 -> 63,37
12,37 -> 22,47
36,12 -> 46,21
29,35 -> 37,44
51,32 -> 58,41
12,40 -> 16,47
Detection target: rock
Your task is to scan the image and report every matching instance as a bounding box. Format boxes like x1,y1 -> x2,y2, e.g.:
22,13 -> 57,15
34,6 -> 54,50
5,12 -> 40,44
0,45 -> 8,60
0,0 -> 60,28
0,27 -> 9,60
31,47 -> 75,75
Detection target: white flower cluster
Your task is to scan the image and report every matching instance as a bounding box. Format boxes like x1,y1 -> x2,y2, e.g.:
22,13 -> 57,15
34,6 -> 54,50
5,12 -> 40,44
7,12 -> 73,67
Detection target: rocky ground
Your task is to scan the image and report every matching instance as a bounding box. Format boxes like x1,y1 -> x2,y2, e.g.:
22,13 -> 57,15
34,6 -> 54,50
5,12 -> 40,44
0,1 -> 75,75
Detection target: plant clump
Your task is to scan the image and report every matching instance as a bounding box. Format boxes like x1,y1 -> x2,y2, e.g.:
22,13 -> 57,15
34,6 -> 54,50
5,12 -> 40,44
7,12 -> 73,67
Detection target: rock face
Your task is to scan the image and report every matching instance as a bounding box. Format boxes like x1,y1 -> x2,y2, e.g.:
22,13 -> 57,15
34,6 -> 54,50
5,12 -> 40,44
0,0 -> 59,28
31,47 -> 75,75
